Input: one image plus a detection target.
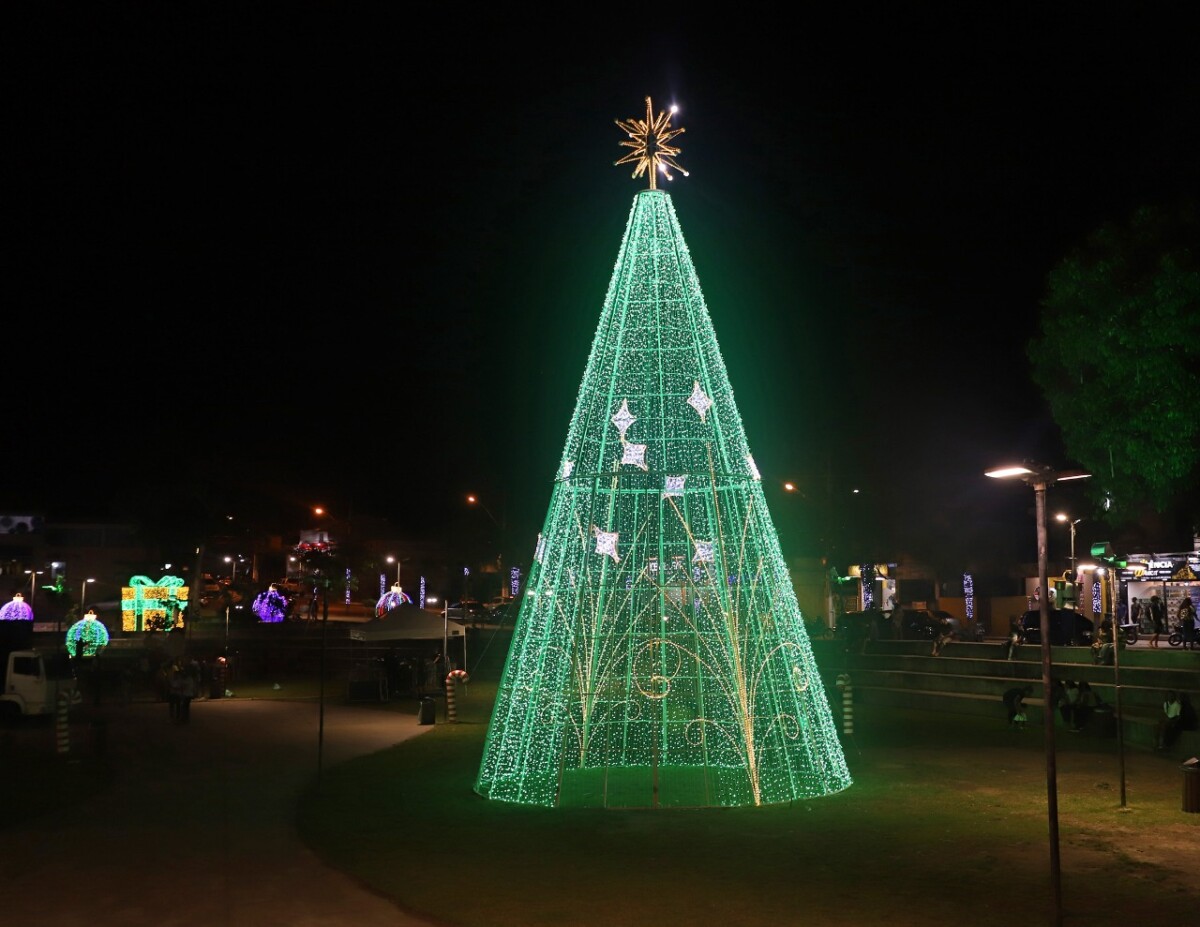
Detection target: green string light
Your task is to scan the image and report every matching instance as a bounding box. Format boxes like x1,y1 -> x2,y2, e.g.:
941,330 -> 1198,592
474,189 -> 851,808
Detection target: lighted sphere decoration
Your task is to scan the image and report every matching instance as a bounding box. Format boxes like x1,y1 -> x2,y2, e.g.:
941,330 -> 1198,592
0,591 -> 34,621
375,583 -> 413,617
252,585 -> 289,623
66,609 -> 111,657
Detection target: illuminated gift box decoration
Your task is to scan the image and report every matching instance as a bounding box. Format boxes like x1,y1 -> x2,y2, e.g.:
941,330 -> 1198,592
121,575 -> 189,632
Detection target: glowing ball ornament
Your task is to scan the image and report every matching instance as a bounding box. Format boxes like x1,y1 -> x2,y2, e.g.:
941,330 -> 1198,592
66,608 -> 110,657
0,591 -> 34,621
252,585 -> 289,623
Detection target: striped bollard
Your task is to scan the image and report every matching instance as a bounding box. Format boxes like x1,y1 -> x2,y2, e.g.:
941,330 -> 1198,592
835,672 -> 853,738
445,669 -> 469,723
56,689 -> 70,756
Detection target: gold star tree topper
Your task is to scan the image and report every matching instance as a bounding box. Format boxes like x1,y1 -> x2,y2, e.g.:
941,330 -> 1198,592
615,96 -> 688,190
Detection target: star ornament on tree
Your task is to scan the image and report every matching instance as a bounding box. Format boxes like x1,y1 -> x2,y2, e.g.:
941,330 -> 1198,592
615,96 -> 688,191
621,440 -> 649,471
611,399 -> 636,438
687,380 -> 712,422
593,526 -> 621,563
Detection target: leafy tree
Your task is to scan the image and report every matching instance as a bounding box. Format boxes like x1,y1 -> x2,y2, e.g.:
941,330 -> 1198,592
1028,201 -> 1200,527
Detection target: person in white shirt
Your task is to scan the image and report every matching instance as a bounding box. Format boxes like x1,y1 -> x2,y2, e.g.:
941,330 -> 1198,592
1155,690 -> 1182,751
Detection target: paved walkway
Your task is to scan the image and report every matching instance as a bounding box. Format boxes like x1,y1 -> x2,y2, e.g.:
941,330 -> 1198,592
1,697 -> 442,927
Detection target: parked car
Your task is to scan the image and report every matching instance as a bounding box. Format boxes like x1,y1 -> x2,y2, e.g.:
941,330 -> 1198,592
835,609 -> 896,645
275,578 -> 304,597
445,600 -> 487,622
486,599 -> 519,625
902,608 -> 983,643
1021,608 -> 1094,646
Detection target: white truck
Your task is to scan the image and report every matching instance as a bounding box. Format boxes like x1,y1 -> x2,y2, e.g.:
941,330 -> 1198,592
1,622 -> 79,719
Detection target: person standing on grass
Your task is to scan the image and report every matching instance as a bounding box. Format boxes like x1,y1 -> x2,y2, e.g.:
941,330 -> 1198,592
1072,681 -> 1100,732
1156,690 -> 1183,750
176,659 -> 197,723
1003,684 -> 1032,728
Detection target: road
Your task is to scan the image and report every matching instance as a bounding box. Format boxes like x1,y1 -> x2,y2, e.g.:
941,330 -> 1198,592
0,697 -> 443,927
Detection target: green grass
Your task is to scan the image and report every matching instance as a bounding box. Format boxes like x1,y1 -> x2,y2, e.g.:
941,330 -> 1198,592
297,684 -> 1200,927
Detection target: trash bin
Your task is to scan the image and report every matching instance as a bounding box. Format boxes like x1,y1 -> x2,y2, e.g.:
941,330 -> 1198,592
1182,758 -> 1200,814
1089,706 -> 1116,738
417,696 -> 436,726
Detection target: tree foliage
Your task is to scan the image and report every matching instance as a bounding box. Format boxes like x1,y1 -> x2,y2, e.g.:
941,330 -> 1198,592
1028,202 -> 1200,527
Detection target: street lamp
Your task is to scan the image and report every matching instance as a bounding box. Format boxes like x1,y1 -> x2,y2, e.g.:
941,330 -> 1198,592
1054,513 -> 1082,578
467,494 -> 505,601
80,577 -> 95,609
986,462 -> 1090,927
24,569 -> 43,597
386,555 -> 411,586
224,555 -> 239,583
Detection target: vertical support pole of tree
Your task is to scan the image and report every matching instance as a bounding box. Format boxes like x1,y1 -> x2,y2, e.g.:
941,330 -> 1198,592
1109,564 -> 1128,808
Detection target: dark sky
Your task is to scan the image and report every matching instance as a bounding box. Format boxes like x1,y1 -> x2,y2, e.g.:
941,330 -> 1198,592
9,6 -> 1199,569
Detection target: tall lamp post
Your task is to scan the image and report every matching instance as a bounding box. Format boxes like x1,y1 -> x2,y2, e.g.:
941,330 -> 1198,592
24,569 -> 43,598
1054,513 -> 1082,579
467,493 -> 505,600
986,462 -> 1090,927
386,555 -> 411,587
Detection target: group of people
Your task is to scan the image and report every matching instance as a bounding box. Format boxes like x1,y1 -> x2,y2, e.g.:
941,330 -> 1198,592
1174,595 -> 1199,649
1054,679 -> 1104,732
1131,593 -> 1198,647
1004,680 -> 1107,732
166,657 -> 199,723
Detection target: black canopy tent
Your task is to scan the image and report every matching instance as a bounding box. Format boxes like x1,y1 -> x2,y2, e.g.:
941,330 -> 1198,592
348,604 -> 467,670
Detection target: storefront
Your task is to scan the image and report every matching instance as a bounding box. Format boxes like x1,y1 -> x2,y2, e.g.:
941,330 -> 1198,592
1118,551 -> 1200,627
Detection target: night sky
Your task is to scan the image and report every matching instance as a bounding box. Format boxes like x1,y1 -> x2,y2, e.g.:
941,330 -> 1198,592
10,7 -> 1198,570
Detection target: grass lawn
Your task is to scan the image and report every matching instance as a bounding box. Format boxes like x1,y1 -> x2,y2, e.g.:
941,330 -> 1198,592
297,681 -> 1200,927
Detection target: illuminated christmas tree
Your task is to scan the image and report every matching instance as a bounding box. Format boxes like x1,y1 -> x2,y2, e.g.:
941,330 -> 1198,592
474,98 -> 851,809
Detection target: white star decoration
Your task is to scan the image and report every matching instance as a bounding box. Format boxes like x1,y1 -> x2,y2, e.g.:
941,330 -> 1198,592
687,381 -> 712,422
561,460 -> 574,479
593,526 -> 620,562
693,540 -> 715,563
664,475 -> 686,496
621,441 -> 648,470
746,454 -> 761,481
611,399 -> 636,438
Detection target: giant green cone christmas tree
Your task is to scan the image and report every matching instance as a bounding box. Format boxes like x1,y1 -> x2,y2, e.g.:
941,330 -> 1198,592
474,98 -> 851,808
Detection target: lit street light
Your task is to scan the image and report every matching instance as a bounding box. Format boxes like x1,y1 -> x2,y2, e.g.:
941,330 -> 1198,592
386,555 -> 411,587
467,494 -> 505,601
1054,513 -> 1082,579
224,555 -> 240,583
80,577 -> 95,609
986,462 -> 1090,927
